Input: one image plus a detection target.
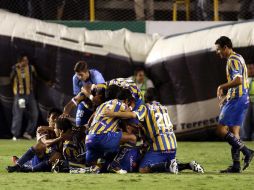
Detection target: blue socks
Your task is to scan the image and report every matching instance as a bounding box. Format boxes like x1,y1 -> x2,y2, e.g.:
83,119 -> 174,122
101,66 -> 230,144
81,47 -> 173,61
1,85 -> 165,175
149,162 -> 169,173
225,131 -> 250,156
231,148 -> 240,169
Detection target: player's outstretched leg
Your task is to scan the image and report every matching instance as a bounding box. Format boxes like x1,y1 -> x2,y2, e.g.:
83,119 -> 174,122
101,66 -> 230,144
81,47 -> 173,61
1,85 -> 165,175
177,160 -> 204,173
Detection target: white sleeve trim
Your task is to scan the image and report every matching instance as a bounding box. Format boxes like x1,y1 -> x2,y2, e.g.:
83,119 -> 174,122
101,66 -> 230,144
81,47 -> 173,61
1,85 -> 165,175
71,98 -> 78,106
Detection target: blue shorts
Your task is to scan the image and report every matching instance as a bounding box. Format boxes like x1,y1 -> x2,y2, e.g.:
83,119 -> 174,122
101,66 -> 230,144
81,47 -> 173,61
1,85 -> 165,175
219,95 -> 249,127
85,132 -> 122,164
112,147 -> 141,172
139,150 -> 176,169
76,102 -> 93,127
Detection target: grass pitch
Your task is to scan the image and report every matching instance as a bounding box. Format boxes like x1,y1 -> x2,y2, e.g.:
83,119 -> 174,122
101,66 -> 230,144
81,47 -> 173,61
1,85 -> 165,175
0,140 -> 254,190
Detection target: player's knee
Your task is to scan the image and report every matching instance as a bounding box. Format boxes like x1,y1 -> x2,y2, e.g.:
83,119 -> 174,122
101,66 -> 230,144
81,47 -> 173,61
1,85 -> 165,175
33,143 -> 46,154
139,167 -> 150,173
49,152 -> 62,164
216,125 -> 228,138
229,127 -> 240,138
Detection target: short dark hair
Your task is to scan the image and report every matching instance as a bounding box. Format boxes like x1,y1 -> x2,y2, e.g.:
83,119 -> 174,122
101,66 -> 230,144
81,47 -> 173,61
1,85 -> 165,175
56,118 -> 73,132
105,85 -> 122,101
134,67 -> 145,76
145,88 -> 158,103
215,36 -> 233,49
74,61 -> 88,72
117,88 -> 133,101
47,108 -> 62,118
17,53 -> 28,62
95,88 -> 106,103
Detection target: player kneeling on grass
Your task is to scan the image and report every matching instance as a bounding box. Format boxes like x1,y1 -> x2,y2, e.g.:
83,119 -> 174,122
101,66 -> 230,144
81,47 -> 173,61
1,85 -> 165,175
102,88 -> 177,174
108,118 -> 204,174
58,125 -> 87,170
6,109 -> 65,172
84,89 -> 138,173
107,119 -> 144,173
102,88 -> 204,174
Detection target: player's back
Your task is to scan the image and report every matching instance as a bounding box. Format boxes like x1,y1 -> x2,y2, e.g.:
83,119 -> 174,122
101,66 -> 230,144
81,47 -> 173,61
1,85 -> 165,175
89,99 -> 128,135
144,101 -> 177,151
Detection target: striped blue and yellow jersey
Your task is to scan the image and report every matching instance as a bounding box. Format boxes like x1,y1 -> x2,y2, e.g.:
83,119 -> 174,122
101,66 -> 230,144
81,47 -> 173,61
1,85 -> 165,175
97,78 -> 143,107
89,99 -> 128,135
11,64 -> 36,95
63,139 -> 86,162
134,101 -> 177,151
226,52 -> 249,99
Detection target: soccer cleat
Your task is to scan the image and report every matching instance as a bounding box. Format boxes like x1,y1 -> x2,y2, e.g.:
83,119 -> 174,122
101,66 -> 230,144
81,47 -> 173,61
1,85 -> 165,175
189,161 -> 205,174
70,168 -> 89,174
169,159 -> 178,174
107,165 -> 127,174
220,165 -> 241,173
70,166 -> 101,174
51,159 -> 70,173
11,156 -> 19,165
243,149 -> 254,171
6,165 -> 21,173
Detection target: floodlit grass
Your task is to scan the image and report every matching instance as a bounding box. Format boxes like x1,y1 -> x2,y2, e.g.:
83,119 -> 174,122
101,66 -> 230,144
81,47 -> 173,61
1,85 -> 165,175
0,140 -> 254,190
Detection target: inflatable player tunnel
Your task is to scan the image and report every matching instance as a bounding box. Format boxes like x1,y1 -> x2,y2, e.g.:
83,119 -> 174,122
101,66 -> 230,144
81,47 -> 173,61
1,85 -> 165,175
1,10 -> 254,139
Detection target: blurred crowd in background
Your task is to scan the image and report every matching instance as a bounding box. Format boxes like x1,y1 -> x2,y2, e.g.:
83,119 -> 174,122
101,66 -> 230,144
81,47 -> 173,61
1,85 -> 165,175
0,0 -> 254,21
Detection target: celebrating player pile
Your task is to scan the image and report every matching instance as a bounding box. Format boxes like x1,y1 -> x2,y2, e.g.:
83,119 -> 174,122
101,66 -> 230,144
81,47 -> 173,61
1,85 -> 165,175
10,38 -> 254,174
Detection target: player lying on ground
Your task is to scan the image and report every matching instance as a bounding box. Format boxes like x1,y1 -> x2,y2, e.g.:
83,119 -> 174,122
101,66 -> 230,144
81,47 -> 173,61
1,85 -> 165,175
6,109 -> 66,172
215,36 -> 254,173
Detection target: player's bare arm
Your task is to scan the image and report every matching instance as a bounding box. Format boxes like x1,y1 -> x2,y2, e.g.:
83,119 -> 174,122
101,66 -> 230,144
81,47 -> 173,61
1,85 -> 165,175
217,76 -> 242,98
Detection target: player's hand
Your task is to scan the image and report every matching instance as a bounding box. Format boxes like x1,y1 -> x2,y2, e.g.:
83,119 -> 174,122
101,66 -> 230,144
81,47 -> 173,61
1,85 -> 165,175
100,109 -> 115,117
219,96 -> 226,109
81,84 -> 92,97
217,86 -> 224,99
37,126 -> 47,133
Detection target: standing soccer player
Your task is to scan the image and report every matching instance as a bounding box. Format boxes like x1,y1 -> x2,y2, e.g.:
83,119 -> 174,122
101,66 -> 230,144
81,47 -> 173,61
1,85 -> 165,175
215,36 -> 254,173
72,61 -> 105,127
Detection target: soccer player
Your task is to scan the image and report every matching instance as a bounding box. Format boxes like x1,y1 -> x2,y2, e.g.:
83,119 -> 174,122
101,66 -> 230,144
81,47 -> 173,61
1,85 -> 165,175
62,87 -> 106,125
108,118 -> 204,174
85,89 -> 138,171
72,61 -> 105,127
215,36 -> 254,173
102,88 -> 178,174
6,108 -> 64,172
84,78 -> 143,111
107,119 -> 143,173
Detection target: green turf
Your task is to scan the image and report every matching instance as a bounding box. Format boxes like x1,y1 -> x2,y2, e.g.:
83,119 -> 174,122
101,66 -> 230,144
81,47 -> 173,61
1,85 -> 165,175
0,140 -> 254,190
